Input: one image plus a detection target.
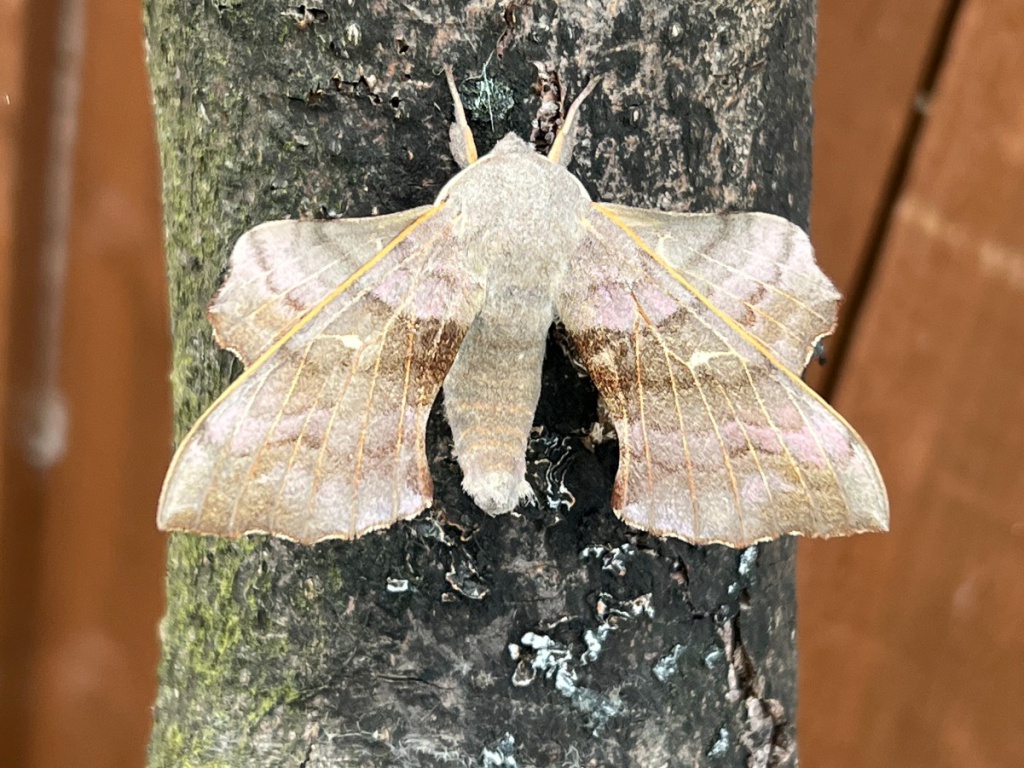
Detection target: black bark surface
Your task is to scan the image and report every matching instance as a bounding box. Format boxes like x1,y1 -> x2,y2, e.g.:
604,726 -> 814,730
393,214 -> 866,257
145,1 -> 813,765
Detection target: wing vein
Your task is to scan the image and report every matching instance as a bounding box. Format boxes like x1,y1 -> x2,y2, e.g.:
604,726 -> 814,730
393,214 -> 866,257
659,350 -> 778,520
236,236 -> 431,329
237,258 -> 342,322
678,269 -> 811,346
651,327 -> 747,541
781,380 -> 851,516
621,211 -> 832,324
671,305 -> 821,529
221,211 -> 427,299
191,359 -> 282,530
675,243 -> 829,322
225,339 -> 318,533
272,371 -> 332,531
393,316 -> 417,519
346,214 -> 458,530
305,339 -> 364,525
630,305 -> 657,501
655,319 -> 700,537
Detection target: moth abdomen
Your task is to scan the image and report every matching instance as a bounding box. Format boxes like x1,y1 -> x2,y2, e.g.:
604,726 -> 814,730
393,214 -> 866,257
443,305 -> 549,515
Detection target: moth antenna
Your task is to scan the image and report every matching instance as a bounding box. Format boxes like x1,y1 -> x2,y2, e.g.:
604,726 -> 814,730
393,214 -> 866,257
548,75 -> 602,167
444,64 -> 479,167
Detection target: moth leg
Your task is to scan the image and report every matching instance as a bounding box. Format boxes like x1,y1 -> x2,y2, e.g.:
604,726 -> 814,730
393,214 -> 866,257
548,75 -> 601,167
444,65 -> 478,167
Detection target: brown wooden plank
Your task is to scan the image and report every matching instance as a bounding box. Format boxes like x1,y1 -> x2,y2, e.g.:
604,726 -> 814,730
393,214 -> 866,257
799,0 -> 950,752
0,2 -> 23,460
0,1 -> 56,763
0,0 -> 170,765
810,0 -> 951,292
800,1 -> 1024,765
806,0 -> 952,392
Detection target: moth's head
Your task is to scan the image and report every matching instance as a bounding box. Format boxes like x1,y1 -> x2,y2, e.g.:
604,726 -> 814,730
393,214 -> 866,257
436,128 -> 588,211
491,133 -> 536,157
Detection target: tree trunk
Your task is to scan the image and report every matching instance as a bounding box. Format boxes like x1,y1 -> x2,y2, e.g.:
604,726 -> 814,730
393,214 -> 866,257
145,1 -> 812,765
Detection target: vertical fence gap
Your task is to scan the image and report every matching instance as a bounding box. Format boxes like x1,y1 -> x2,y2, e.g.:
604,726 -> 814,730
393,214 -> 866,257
821,0 -> 966,400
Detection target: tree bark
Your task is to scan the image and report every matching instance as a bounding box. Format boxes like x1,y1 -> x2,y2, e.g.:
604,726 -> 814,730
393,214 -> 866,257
145,1 -> 812,765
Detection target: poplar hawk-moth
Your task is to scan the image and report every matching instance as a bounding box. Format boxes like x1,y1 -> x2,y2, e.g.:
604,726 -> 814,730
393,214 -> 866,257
158,68 -> 889,547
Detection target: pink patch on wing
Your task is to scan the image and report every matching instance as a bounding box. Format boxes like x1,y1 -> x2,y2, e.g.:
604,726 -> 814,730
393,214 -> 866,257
783,426 -> 825,466
632,281 -> 682,325
807,406 -> 853,460
738,473 -> 772,508
592,285 -> 637,331
743,426 -> 784,454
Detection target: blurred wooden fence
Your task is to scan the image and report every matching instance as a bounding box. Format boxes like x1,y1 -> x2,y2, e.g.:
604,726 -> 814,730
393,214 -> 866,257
1,0 -> 1022,766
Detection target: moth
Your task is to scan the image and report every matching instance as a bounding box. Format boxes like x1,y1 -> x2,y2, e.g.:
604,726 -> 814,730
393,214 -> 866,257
158,67 -> 889,547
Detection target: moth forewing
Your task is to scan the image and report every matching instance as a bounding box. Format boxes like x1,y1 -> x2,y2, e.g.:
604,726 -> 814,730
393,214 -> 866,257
555,205 -> 888,546
158,204 -> 488,543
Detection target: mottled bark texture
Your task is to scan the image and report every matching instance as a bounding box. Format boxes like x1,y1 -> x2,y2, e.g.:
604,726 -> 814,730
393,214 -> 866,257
146,1 -> 813,765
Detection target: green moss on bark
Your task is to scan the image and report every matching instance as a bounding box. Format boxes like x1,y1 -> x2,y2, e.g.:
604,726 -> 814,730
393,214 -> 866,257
152,536 -> 303,766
